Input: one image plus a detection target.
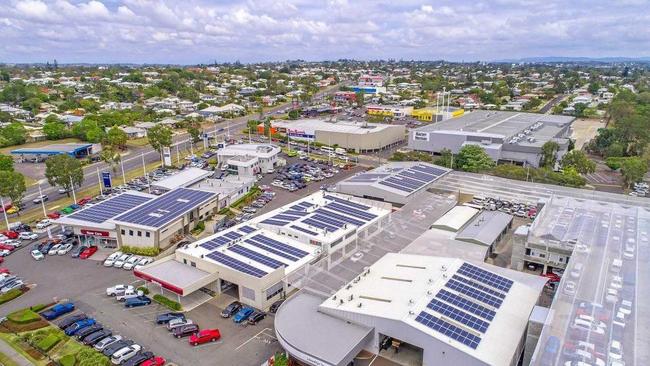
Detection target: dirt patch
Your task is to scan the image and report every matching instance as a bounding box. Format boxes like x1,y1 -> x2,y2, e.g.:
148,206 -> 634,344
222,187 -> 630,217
0,319 -> 49,333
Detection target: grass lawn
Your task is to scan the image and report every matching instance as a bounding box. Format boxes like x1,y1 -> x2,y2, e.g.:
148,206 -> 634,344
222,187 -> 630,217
0,333 -> 46,366
0,350 -> 19,366
125,137 -> 150,147
0,138 -> 83,155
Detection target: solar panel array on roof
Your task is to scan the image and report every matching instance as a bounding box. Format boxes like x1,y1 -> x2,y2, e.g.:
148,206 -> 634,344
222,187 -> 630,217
228,245 -> 285,269
326,203 -> 377,221
427,299 -> 489,333
260,210 -> 307,227
458,263 -> 513,292
324,195 -> 371,210
290,225 -> 318,236
68,194 -> 152,223
245,239 -> 299,262
206,251 -> 267,278
200,231 -> 242,250
446,278 -> 504,308
415,311 -> 481,349
239,225 -> 256,234
250,234 -> 309,258
376,164 -> 448,193
114,188 -> 216,228
436,289 -> 496,321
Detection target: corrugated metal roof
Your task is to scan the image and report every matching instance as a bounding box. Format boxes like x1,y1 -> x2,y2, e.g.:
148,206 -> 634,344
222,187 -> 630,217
455,211 -> 513,246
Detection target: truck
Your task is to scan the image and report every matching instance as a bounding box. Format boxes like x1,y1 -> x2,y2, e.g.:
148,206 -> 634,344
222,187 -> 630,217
41,302 -> 75,320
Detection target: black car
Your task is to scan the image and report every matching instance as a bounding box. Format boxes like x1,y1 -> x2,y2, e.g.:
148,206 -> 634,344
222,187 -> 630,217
247,311 -> 266,325
172,323 -> 199,338
220,301 -> 242,318
269,299 -> 285,314
155,312 -> 185,324
82,329 -> 112,346
122,351 -> 154,366
32,243 -> 44,252
58,313 -> 87,329
41,242 -> 55,253
14,224 -> 32,232
103,339 -> 134,357
76,324 -> 103,340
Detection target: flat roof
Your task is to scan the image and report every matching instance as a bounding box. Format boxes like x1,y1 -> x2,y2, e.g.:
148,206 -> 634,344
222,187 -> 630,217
217,143 -> 280,157
431,206 -> 479,232
134,257 -> 216,296
337,162 -> 451,198
401,228 -> 489,262
113,188 -> 217,229
57,191 -> 155,228
319,253 -> 545,366
272,118 -> 399,135
455,210 -> 513,246
11,143 -> 93,155
151,168 -> 213,191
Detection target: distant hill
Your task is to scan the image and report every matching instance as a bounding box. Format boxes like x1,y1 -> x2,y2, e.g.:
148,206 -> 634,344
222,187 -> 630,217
493,56 -> 650,63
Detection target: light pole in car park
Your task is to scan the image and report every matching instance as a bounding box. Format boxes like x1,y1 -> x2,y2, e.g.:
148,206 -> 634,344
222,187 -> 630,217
69,176 -> 77,203
0,196 -> 9,230
37,184 -> 47,217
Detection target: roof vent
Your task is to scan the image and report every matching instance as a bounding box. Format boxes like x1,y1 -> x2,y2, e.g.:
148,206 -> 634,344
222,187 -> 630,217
332,295 -> 337,300
348,294 -> 354,301
441,265 -> 447,271
357,302 -> 363,308
442,273 -> 448,278
409,310 -> 415,315
427,290 -> 432,295
408,299 -> 414,305
428,278 -> 433,284
177,198 -> 190,203
339,299 -> 344,305
346,284 -> 352,290
353,276 -> 360,283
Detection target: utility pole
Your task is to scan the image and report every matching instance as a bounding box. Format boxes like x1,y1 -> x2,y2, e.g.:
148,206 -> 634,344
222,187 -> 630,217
120,159 -> 126,184
38,184 -> 47,217
69,176 -> 77,203
96,167 -> 103,196
0,196 -> 9,230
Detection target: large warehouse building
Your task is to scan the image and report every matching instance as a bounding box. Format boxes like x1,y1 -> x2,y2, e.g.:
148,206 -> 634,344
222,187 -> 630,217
408,111 -> 575,167
275,253 -> 546,366
135,191 -> 392,309
268,119 -> 405,153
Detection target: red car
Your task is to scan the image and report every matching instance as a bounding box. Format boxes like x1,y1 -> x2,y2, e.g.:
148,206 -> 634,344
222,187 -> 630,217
140,356 -> 166,366
0,268 -> 9,274
189,329 -> 221,346
1,231 -> 18,239
0,244 -> 14,252
77,197 -> 92,206
79,246 -> 98,259
541,272 -> 561,283
47,212 -> 61,219
0,204 -> 12,213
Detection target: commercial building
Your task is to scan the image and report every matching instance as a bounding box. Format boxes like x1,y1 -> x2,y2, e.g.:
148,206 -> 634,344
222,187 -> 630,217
150,167 -> 213,192
216,143 -> 281,174
190,175 -> 256,208
275,253 -> 546,366
11,143 -> 94,159
408,111 -> 575,167
366,105 -> 413,118
134,191 -> 392,309
411,107 -> 464,122
335,162 -> 451,205
270,119 -> 406,153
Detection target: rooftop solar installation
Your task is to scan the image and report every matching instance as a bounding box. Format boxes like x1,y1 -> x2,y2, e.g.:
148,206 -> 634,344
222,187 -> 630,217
250,234 -> 309,258
445,278 -> 504,308
378,180 -> 414,192
458,263 -> 513,292
239,225 -> 257,234
206,251 -> 268,278
245,239 -> 299,262
228,245 -> 285,269
415,311 -> 481,349
326,203 -> 377,221
200,231 -> 241,250
427,299 -> 490,333
314,208 -> 366,227
451,275 -> 506,299
436,289 -> 496,321
324,195 -> 371,210
114,188 -> 216,228
290,225 -> 318,236
67,193 -> 152,223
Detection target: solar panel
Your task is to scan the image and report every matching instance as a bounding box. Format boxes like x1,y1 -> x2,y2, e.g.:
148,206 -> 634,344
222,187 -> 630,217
378,180 -> 414,193
290,225 -> 318,236
458,263 -> 513,292
239,225 -> 256,234
385,177 -> 422,190
114,188 -> 216,228
451,275 -> 506,299
206,252 -> 268,278
260,219 -> 290,226
327,203 -> 377,221
250,234 -> 309,258
445,279 -> 503,308
436,289 -> 495,321
273,214 -> 302,222
200,235 -> 234,250
303,218 -> 339,232
315,209 -> 366,226
229,245 -> 285,269
415,311 -> 481,349
324,195 -> 370,210
399,170 -> 433,183
427,299 -> 490,333
245,239 -> 299,261
68,194 -> 152,223
311,214 -> 346,228
224,232 -> 242,240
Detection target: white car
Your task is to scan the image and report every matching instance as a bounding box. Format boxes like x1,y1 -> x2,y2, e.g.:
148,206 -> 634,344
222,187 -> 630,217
619,300 -> 633,316
111,344 -> 141,364
106,284 -> 134,297
0,249 -> 11,257
19,232 -> 38,240
167,318 -> 193,331
103,252 -> 123,267
36,220 -> 51,229
606,288 -> 619,303
563,281 -> 577,296
116,289 -> 139,302
134,258 -> 153,271
48,244 -> 62,255
609,340 -> 623,361
94,335 -> 122,351
57,243 -> 74,255
122,256 -> 142,271
2,240 -> 21,248
113,254 -> 132,268
610,276 -> 623,290
31,250 -> 44,260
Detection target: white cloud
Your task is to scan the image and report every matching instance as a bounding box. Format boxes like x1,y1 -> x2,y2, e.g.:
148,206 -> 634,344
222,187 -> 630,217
15,0 -> 49,19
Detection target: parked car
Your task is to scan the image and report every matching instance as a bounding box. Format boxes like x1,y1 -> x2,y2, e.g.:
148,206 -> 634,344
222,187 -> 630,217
41,302 -> 75,320
189,329 -> 221,346
1,231 -> 18,239
36,219 -> 52,229
48,244 -> 62,255
58,313 -> 87,329
18,232 -> 37,240
134,257 -> 153,270
83,329 -> 113,346
233,307 -> 254,323
79,246 -> 98,259
111,344 -> 142,364
116,289 -> 139,302
140,356 -> 165,366
124,296 -> 151,308
1,280 -> 23,293
31,249 -> 45,261
155,312 -> 185,325
122,256 -> 142,270
172,323 -> 199,338
106,284 -> 134,297
122,351 -> 154,366
71,245 -> 88,258
113,253 -> 132,268
33,195 -> 49,204
247,311 -> 266,325
94,335 -> 123,351
103,340 -> 134,357
167,318 -> 193,331
57,243 -> 74,255
76,324 -> 104,341
220,301 -> 242,318
104,252 -> 123,267
78,197 -> 92,206
65,318 -> 96,336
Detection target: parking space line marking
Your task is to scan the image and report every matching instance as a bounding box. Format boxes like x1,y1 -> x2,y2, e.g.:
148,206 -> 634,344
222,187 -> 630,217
191,340 -> 224,349
235,327 -> 273,351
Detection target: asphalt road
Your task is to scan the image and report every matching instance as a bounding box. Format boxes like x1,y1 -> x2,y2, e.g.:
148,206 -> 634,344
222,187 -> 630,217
539,94 -> 567,114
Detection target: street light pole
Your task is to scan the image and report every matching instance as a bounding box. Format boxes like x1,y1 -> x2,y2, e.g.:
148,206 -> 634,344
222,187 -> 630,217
69,176 -> 77,203
38,184 -> 47,217
0,196 -> 10,230
96,167 -> 103,196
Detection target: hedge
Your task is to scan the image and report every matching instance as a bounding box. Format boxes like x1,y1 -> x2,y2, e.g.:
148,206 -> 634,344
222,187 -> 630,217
59,354 -> 76,366
120,246 -> 159,256
36,333 -> 61,352
137,286 -> 150,295
7,309 -> 40,324
0,288 -> 23,305
153,294 -> 182,311
30,304 -> 48,312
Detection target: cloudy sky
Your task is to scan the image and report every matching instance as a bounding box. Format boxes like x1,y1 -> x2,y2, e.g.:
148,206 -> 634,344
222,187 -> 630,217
1,0 -> 649,64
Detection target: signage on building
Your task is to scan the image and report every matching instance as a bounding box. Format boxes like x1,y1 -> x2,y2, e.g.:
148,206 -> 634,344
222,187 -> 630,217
162,146 -> 172,166
101,171 -> 112,188
413,132 -> 430,141
81,229 -> 110,237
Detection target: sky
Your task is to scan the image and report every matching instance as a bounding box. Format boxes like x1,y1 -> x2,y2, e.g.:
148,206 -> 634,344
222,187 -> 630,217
1,0 -> 649,64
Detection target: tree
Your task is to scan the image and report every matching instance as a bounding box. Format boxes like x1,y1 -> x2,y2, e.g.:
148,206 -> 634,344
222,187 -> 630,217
540,141 -> 560,168
0,154 -> 14,171
186,121 -> 202,143
45,154 -> 84,197
287,110 -> 300,120
0,171 -> 26,212
100,146 -> 121,172
560,150 -> 596,174
43,120 -> 70,140
455,145 -> 495,173
147,125 -> 172,153
105,127 -> 127,150
620,157 -> 648,188
573,103 -> 587,117
0,123 -> 27,146
433,148 -> 454,168
355,91 -> 365,106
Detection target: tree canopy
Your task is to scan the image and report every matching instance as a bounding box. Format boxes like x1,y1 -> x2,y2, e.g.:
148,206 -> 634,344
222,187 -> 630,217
0,171 -> 26,210
620,157 -> 648,188
44,154 -> 84,196
560,150 -> 596,174
147,125 -> 173,152
455,145 -> 495,173
540,141 -> 560,168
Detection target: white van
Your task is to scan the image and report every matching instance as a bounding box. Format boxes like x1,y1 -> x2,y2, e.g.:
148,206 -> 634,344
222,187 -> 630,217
611,258 -> 622,273
570,263 -> 583,279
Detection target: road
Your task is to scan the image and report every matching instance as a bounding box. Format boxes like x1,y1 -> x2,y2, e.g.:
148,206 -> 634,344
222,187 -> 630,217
539,94 -> 567,114
15,85 -> 341,215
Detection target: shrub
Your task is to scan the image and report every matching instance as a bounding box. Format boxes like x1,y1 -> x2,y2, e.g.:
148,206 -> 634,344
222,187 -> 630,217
153,294 -> 182,311
0,288 -> 23,305
7,309 -> 40,324
137,286 -> 150,295
77,348 -> 110,366
30,304 -> 48,312
36,333 -> 60,352
120,246 -> 159,256
59,354 -> 76,366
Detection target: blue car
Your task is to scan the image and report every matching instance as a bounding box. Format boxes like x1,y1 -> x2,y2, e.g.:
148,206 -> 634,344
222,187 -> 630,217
124,296 -> 151,308
41,302 -> 75,320
233,307 -> 254,323
65,318 -> 96,336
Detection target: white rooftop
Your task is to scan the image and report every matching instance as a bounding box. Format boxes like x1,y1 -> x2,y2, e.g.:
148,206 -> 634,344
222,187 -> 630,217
151,168 -> 213,191
272,118 -> 399,135
217,143 -> 280,158
431,206 -> 479,232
